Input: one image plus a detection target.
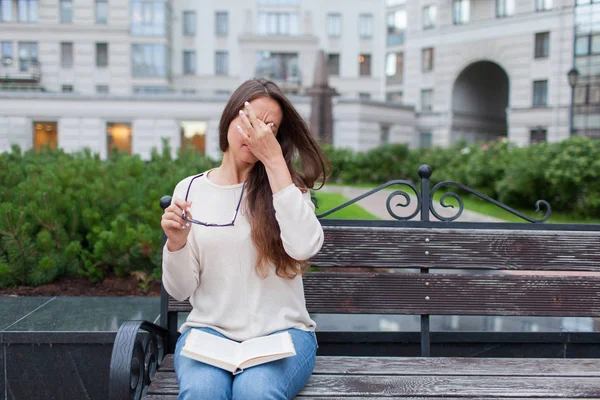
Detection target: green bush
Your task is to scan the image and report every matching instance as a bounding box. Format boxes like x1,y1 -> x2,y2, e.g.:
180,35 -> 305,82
0,141 -> 217,288
1,136 -> 598,289
324,136 -> 600,218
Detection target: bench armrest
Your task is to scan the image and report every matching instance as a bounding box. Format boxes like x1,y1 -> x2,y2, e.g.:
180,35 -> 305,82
109,320 -> 169,400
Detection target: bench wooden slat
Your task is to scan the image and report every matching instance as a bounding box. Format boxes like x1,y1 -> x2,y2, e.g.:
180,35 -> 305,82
314,227 -> 600,271
299,375 -> 600,397
168,272 -> 600,316
158,354 -> 600,376
146,370 -> 600,398
143,397 -> 598,400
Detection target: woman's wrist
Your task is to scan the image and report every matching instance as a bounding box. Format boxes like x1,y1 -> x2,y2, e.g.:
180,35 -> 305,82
264,156 -> 293,194
166,239 -> 186,252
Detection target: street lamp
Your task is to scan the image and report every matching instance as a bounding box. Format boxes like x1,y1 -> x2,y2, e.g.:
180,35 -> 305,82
568,67 -> 580,136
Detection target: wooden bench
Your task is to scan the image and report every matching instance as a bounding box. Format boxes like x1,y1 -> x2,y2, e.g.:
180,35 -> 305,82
109,165 -> 600,399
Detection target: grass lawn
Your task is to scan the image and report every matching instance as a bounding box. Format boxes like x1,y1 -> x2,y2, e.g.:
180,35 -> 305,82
325,182 -> 600,224
312,191 -> 380,220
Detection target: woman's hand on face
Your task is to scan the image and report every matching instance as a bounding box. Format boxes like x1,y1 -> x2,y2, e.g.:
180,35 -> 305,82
161,198 -> 193,252
236,101 -> 283,166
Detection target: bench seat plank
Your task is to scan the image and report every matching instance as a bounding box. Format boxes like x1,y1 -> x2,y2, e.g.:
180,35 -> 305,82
158,354 -> 600,377
147,355 -> 600,398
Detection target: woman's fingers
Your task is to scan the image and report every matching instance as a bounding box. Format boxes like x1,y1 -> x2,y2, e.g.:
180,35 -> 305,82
244,101 -> 264,130
237,124 -> 250,141
239,109 -> 254,134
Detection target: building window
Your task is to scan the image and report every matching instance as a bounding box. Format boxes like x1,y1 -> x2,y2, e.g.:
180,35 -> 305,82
216,11 -> 228,36
422,48 -> 434,72
387,9 -> 406,46
61,84 -> 74,92
18,0 -> 38,23
181,121 -> 207,154
256,51 -> 299,83
386,52 -> 403,82
420,132 -> 433,148
60,0 -> 72,23
574,84 -> 600,105
1,41 -> 12,63
215,51 -> 228,75
18,42 -> 37,71
496,0 -> 515,18
575,34 -> 600,56
358,13 -> 373,38
386,91 -> 403,103
96,43 -> 108,67
380,125 -> 390,145
423,5 -> 437,29
359,92 -> 371,100
533,80 -> 548,106
359,54 -> 371,76
453,0 -> 470,25
327,13 -> 341,37
258,0 -> 300,5
107,123 -> 132,156
183,11 -> 196,36
327,53 -> 340,76
421,89 -> 433,112
1,0 -> 13,22
131,1 -> 165,36
61,42 -> 73,68
131,44 -> 167,77
535,0 -> 552,11
96,85 -> 109,94
530,128 -> 547,144
133,86 -> 168,94
34,122 -> 58,151
183,50 -> 196,75
534,32 -> 549,58
95,0 -> 107,24
257,12 -> 299,35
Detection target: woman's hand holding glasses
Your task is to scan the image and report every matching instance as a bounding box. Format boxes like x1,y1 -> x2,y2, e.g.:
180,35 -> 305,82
161,198 -> 193,252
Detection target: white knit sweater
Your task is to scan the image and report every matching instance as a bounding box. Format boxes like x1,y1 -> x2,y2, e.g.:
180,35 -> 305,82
162,170 -> 324,342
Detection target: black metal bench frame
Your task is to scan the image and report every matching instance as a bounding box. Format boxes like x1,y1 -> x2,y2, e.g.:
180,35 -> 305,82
109,164 -> 600,399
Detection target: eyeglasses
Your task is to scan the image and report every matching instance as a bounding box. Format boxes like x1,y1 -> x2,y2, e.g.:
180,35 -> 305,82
181,173 -> 246,227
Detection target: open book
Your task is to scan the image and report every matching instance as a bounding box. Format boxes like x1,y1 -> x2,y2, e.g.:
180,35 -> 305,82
180,329 -> 297,374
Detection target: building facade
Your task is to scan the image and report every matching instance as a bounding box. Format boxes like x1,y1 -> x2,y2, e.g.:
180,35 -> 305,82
0,0 -> 588,160
0,0 -> 399,159
386,0 -> 577,147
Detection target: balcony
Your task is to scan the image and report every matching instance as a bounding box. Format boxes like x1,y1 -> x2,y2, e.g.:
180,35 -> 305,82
0,58 -> 41,84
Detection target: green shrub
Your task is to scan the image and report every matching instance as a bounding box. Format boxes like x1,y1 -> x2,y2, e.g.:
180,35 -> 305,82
1,136 -> 598,289
0,142 -> 217,288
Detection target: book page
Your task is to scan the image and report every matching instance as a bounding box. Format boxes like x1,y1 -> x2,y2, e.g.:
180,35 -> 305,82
239,331 -> 296,368
182,329 -> 240,370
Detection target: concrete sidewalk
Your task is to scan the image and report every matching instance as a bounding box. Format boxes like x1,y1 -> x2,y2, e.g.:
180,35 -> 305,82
320,185 -> 504,223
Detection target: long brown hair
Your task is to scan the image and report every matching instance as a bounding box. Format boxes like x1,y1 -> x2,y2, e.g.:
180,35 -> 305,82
218,79 -> 330,279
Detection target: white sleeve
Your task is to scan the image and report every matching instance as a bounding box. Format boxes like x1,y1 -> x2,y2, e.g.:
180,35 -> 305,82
272,184 -> 324,261
161,178 -> 201,302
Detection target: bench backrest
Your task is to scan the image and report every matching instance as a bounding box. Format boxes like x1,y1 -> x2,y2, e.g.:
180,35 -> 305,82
166,222 -> 600,317
159,164 -> 600,354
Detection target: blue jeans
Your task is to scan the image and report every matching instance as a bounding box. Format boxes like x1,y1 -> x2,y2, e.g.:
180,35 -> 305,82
173,326 -> 318,399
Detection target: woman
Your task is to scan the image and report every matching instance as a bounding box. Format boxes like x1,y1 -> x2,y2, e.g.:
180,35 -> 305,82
161,78 -> 330,399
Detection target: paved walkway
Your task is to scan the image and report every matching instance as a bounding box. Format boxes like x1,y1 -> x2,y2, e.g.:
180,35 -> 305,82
320,185 -> 504,223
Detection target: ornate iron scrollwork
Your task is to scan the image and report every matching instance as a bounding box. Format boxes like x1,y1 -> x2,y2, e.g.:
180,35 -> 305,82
316,165 -> 551,223
109,320 -> 168,400
316,180 -> 421,220
429,181 -> 551,223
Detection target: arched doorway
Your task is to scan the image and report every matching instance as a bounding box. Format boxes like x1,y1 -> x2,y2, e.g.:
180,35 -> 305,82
451,61 -> 509,143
